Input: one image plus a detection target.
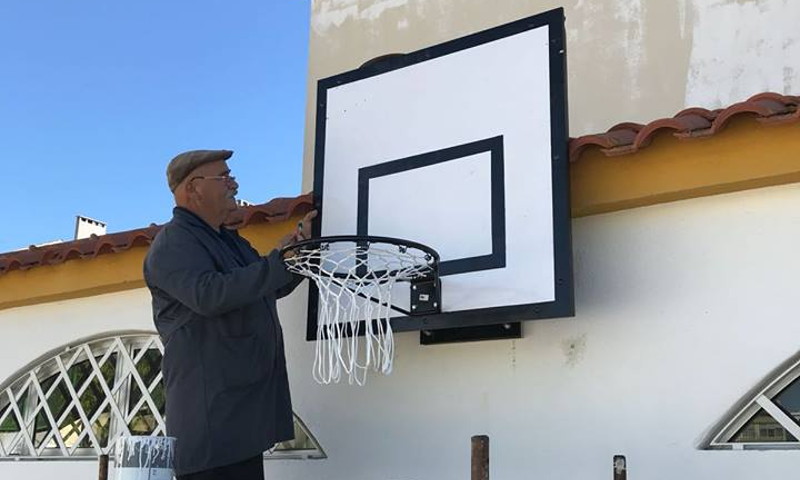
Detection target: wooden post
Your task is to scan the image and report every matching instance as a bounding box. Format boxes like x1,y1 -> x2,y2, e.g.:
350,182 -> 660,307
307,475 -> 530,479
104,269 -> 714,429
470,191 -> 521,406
613,455 -> 627,480
471,435 -> 489,480
98,454 -> 109,480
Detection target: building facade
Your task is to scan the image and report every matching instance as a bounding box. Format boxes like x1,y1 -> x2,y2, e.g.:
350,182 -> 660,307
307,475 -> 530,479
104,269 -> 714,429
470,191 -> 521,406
1,1 -> 799,479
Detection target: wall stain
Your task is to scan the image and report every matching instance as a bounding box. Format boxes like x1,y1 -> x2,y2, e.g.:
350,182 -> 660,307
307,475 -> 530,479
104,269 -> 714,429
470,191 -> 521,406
510,339 -> 517,372
562,333 -> 587,367
685,0 -> 800,107
313,0 -> 409,34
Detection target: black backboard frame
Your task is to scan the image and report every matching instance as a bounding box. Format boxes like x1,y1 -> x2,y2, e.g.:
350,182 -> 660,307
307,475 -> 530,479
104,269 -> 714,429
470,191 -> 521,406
308,7 -> 573,343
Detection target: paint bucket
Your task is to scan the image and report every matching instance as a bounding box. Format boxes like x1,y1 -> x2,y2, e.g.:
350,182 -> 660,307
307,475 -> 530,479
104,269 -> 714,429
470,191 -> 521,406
114,436 -> 176,480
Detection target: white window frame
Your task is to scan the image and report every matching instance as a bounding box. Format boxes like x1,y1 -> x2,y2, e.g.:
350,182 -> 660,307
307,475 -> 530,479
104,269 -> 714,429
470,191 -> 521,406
705,352 -> 800,450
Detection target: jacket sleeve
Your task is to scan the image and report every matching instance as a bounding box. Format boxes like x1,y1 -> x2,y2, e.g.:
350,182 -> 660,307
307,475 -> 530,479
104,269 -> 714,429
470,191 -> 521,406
144,229 -> 289,317
275,264 -> 305,299
233,231 -> 306,300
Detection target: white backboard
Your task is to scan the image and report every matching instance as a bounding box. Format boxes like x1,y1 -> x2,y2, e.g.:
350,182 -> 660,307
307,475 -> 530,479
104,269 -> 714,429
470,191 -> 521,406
310,8 -> 573,341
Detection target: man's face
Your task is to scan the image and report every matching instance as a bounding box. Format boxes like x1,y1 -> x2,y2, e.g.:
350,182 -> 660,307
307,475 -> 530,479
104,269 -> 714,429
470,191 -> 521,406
187,160 -> 239,215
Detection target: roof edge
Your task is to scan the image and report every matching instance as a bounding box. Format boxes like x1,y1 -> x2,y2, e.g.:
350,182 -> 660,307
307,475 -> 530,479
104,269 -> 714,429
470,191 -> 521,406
0,193 -> 314,276
569,92 -> 799,161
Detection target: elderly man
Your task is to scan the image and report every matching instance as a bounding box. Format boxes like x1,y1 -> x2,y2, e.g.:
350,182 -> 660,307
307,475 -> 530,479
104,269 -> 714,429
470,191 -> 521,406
143,149 -> 315,480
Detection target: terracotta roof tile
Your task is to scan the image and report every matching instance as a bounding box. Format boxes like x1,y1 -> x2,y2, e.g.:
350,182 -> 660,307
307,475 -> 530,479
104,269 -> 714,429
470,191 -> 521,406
569,92 -> 799,161
0,193 -> 314,276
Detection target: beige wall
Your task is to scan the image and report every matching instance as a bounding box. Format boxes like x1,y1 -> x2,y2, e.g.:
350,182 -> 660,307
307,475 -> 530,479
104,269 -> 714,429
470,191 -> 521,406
302,0 -> 800,191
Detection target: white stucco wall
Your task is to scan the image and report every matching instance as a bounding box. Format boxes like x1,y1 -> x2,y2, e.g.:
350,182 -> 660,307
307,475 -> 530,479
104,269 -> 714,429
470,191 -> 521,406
4,183 -> 800,479
685,0 -> 800,107
266,183 -> 800,480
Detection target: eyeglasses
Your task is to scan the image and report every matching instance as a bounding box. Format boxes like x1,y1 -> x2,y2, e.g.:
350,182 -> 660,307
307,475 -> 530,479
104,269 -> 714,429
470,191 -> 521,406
190,174 -> 236,184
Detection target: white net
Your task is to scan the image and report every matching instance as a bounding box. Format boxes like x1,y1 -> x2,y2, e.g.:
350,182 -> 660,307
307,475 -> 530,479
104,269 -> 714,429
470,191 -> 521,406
284,238 -> 436,385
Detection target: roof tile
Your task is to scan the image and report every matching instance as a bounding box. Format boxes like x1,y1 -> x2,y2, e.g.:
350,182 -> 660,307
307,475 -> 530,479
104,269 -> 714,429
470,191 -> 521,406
0,193 -> 314,275
570,92 -> 799,160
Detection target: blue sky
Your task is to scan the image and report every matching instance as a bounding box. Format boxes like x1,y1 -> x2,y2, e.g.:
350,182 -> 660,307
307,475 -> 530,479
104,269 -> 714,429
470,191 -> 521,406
0,1 -> 310,252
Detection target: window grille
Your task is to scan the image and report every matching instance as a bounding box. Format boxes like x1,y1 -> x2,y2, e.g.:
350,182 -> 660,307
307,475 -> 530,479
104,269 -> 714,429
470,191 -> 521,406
0,332 -> 325,460
705,352 -> 800,450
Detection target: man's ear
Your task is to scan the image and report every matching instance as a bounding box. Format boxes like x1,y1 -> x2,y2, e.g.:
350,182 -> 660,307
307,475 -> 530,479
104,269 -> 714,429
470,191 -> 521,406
174,180 -> 194,204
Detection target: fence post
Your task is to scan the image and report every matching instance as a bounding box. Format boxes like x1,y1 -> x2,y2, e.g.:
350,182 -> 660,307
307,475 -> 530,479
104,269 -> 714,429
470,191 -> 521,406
471,435 -> 489,480
613,455 -> 626,480
98,453 -> 109,480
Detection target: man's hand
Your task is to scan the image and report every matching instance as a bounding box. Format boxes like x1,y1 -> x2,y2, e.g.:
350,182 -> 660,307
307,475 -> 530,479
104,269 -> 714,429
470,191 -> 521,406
278,210 -> 318,251
295,210 -> 317,242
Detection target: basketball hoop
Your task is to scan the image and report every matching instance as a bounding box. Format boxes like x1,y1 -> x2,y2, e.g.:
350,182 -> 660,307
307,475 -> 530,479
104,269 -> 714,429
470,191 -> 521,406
282,235 -> 440,385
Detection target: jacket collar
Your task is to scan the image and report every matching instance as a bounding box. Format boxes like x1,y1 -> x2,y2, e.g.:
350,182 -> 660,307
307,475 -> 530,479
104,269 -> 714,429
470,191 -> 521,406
173,206 -> 221,234
172,207 -> 249,267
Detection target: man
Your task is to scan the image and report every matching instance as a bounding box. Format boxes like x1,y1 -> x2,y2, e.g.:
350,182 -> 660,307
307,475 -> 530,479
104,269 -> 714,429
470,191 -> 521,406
143,149 -> 315,480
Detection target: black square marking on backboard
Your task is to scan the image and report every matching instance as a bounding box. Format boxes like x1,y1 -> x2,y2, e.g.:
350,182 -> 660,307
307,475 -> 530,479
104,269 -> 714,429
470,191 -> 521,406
356,135 -> 506,277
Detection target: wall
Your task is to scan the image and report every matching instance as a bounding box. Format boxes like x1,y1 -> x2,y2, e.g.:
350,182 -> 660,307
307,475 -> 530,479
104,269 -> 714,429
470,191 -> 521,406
2,184 -> 800,479
302,0 -> 800,191
266,183 -> 800,479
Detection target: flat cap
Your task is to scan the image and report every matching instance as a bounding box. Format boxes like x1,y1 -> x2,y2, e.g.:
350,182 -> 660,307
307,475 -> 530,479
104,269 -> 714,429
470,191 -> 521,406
166,149 -> 233,191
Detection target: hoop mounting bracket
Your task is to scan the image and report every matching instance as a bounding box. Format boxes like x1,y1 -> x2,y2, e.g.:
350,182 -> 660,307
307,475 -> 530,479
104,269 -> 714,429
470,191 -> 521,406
410,277 -> 441,315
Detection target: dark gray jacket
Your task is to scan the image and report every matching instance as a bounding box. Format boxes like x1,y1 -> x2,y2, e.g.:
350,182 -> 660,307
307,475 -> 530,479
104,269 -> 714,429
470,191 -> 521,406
143,207 -> 302,475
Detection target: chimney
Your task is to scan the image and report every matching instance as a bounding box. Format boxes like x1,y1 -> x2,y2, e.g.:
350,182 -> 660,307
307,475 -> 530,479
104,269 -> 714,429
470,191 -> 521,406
74,216 -> 107,240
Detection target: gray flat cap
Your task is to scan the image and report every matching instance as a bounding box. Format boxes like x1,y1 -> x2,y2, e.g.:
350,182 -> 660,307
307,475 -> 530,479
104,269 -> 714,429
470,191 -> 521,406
167,149 -> 233,191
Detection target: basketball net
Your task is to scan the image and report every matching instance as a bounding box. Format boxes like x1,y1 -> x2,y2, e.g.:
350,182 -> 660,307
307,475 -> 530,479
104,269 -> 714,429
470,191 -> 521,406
284,239 -> 434,385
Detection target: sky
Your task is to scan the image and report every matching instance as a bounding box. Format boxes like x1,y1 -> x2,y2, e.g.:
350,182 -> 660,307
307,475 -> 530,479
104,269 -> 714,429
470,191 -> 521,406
0,1 -> 310,252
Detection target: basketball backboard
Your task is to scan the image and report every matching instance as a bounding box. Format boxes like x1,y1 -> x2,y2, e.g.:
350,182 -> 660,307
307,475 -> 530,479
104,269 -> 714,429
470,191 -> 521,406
308,8 -> 573,344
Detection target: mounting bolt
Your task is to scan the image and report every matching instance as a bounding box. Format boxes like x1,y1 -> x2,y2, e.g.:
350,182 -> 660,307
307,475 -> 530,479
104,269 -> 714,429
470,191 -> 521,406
412,285 -> 417,290
433,302 -> 438,308
412,305 -> 417,310
503,323 -> 511,330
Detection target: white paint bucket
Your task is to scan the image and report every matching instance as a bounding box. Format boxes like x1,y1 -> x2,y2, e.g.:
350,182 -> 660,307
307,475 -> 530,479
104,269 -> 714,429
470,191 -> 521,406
114,436 -> 176,480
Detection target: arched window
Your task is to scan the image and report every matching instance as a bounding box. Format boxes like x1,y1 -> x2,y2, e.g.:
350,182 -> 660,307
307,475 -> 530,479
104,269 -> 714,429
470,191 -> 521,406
704,352 -> 800,449
0,332 -> 325,460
